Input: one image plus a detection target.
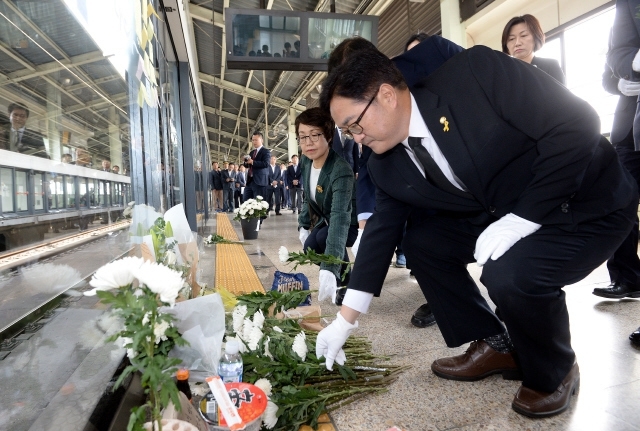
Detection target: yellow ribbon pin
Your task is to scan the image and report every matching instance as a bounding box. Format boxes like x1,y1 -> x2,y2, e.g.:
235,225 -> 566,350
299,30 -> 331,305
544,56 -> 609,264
316,185 -> 323,194
440,116 -> 450,132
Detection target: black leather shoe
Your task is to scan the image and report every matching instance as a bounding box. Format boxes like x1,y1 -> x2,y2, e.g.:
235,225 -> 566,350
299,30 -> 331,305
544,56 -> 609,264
592,282 -> 640,299
630,327 -> 640,347
411,303 -> 436,328
334,287 -> 347,306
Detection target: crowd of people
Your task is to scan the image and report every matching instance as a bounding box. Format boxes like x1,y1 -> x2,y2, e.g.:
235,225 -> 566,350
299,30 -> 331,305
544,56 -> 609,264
234,41 -> 301,58
216,6 -> 640,421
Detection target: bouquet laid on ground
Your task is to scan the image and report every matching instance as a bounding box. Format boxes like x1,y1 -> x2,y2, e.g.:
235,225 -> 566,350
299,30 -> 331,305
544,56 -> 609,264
203,234 -> 242,245
233,196 -> 269,221
84,256 -> 188,431
224,290 -> 407,431
279,246 -> 352,281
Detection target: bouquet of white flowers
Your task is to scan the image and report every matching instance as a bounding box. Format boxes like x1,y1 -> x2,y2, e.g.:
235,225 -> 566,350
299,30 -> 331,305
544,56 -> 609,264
233,196 -> 269,221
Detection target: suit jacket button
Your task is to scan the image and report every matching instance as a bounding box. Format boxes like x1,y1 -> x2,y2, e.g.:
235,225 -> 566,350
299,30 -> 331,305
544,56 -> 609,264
561,208 -> 569,213
561,203 -> 569,209
489,206 -> 496,213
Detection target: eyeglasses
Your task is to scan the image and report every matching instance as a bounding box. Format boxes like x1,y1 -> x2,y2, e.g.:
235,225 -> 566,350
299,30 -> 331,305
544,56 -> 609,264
297,132 -> 323,145
340,90 -> 378,139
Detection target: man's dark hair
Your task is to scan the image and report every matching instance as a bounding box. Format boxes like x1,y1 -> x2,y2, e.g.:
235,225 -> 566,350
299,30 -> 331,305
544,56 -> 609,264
501,14 -> 545,54
8,102 -> 29,117
229,162 -> 235,166
320,47 -> 407,112
284,42 -> 291,49
295,107 -> 335,143
327,37 -> 377,73
404,32 -> 429,52
252,131 -> 263,139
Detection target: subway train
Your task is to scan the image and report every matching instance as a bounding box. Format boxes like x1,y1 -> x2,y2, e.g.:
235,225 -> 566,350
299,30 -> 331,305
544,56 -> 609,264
0,150 -> 131,252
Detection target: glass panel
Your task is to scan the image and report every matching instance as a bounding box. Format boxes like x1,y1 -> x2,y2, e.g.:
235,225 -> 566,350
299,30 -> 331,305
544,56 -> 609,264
1,168 -> 13,213
55,176 -> 63,209
99,181 -> 106,206
34,173 -> 44,210
232,14 -> 300,57
106,181 -> 112,206
79,179 -> 88,207
87,180 -> 96,207
66,176 -> 75,208
15,171 -> 27,212
307,18 -> 373,59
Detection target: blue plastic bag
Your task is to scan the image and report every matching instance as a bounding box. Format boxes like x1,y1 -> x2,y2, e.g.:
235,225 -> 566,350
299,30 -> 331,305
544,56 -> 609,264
271,270 -> 311,306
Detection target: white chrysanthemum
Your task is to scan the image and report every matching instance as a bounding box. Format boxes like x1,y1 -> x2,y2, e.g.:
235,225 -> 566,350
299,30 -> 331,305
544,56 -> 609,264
133,261 -> 184,307
272,326 -> 283,333
85,257 -> 145,295
154,320 -> 170,344
247,326 -> 263,351
262,401 -> 278,429
241,317 -> 254,342
256,195 -> 264,201
119,337 -> 137,359
254,378 -> 272,397
232,305 -> 248,334
261,201 -> 269,209
141,312 -> 151,326
278,246 -> 289,263
263,336 -> 273,359
133,289 -> 144,298
233,208 -> 240,214
292,331 -> 307,361
252,310 -> 265,330
248,209 -> 254,215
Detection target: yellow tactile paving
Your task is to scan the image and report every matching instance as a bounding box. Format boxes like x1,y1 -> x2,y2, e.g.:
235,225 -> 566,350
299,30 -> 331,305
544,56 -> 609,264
215,213 -> 263,295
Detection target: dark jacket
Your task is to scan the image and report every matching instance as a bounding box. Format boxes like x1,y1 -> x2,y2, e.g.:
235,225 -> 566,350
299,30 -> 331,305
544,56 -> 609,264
244,147 -> 271,187
267,164 -> 282,188
350,46 -> 636,296
0,128 -> 49,158
331,128 -> 359,174
209,169 -> 223,190
221,169 -> 236,190
286,163 -> 303,189
531,56 -> 566,85
299,149 -> 358,277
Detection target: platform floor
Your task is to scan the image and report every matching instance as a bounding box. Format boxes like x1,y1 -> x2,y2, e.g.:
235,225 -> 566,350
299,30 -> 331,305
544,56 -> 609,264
221,209 -> 640,431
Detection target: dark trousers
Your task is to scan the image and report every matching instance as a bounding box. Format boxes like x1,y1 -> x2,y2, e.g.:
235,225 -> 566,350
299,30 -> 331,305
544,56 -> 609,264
266,186 -> 281,213
223,188 -> 234,211
608,129 -> 640,286
290,186 -> 303,211
234,190 -> 243,209
304,223 -> 359,286
403,201 -> 635,393
244,180 -> 267,220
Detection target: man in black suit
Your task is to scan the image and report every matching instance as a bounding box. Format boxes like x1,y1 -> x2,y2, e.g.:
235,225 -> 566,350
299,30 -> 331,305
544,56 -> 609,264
286,155 -> 303,213
234,165 -> 246,209
331,127 -> 359,174
265,155 -> 282,215
221,162 -> 236,212
209,162 -> 223,211
0,103 -> 48,158
315,46 -> 637,418
243,132 -> 271,224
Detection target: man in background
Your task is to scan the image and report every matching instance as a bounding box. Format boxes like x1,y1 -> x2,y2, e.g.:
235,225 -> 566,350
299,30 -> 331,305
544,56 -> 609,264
243,131 -> 271,226
266,155 -> 282,215
222,162 -> 236,212
209,161 -> 223,212
0,102 -> 48,158
287,154 -> 303,214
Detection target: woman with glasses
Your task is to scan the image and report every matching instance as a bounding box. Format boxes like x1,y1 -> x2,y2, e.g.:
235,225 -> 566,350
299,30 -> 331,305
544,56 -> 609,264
296,107 -> 359,304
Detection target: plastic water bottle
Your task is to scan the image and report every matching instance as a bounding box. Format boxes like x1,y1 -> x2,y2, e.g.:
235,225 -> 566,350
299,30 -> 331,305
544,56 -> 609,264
218,339 -> 243,383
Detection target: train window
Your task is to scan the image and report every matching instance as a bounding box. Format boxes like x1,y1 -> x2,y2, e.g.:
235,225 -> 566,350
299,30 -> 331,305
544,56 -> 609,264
66,176 -> 76,208
47,174 -> 63,210
87,180 -> 96,207
99,181 -> 106,206
15,171 -> 28,212
34,173 -> 44,211
79,178 -> 88,207
1,168 -> 14,213
307,17 -> 373,59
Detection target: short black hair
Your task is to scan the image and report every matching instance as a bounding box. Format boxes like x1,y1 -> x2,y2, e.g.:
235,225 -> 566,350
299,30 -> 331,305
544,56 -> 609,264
327,37 -> 377,73
404,32 -> 429,52
252,131 -> 263,139
295,107 -> 335,142
8,102 -> 29,117
320,47 -> 407,112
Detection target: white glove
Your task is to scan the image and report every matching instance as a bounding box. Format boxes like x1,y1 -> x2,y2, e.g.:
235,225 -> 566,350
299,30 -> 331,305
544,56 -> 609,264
351,228 -> 364,257
474,213 -> 541,267
318,269 -> 338,302
633,49 -> 640,72
299,228 -> 310,247
618,78 -> 640,97
316,312 -> 358,370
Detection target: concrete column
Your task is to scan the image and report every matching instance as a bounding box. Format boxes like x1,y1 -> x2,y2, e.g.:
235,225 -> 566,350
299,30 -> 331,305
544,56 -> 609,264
287,108 -> 298,160
440,0 -> 467,48
46,83 -> 62,161
108,106 -> 122,171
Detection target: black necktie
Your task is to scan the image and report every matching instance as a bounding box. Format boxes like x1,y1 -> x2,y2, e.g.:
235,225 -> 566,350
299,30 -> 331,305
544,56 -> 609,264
408,136 -> 471,199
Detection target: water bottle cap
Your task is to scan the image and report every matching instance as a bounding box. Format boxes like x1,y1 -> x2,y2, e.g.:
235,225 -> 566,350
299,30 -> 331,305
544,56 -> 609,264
176,369 -> 189,380
225,339 -> 240,354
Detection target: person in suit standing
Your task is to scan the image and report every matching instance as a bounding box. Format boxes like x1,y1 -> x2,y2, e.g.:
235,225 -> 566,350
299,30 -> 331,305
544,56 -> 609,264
603,0 -> 640,346
235,165 -> 246,209
331,127 -> 359,174
209,162 -> 224,211
0,103 -> 48,158
221,162 -> 236,212
279,162 -> 290,209
287,155 -> 304,213
296,108 -> 358,302
266,156 -> 282,215
502,14 -> 566,85
243,131 -> 271,225
315,45 -> 637,418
